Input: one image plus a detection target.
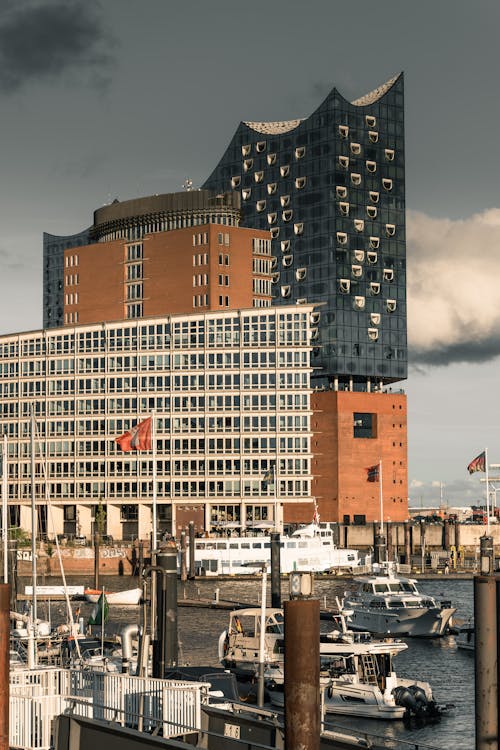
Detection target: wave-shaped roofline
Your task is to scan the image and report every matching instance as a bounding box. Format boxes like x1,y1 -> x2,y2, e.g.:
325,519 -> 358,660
243,74 -> 402,134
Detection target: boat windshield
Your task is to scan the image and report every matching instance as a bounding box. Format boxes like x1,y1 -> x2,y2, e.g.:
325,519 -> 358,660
388,582 -> 417,593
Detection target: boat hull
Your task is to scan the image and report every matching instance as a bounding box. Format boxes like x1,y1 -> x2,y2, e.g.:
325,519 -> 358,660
347,606 -> 456,637
84,588 -> 142,605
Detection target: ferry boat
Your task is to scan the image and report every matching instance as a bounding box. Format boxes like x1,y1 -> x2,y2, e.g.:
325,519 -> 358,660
343,570 -> 456,637
184,523 -> 370,576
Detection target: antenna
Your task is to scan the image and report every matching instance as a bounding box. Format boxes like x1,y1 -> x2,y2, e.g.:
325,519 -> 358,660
182,178 -> 193,192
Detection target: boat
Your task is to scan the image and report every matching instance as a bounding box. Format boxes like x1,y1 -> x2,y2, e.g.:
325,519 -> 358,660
84,587 -> 142,605
186,523 -> 370,577
217,606 -> 447,720
343,569 -> 456,637
218,608 -> 285,685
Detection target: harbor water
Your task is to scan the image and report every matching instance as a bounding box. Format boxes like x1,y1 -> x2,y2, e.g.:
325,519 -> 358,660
23,574 -> 475,750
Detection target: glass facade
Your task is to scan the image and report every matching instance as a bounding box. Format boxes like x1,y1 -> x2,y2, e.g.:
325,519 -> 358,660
203,75 -> 406,387
43,229 -> 91,329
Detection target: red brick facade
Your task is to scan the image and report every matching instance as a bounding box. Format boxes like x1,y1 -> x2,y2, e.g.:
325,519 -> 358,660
63,224 -> 271,324
285,389 -> 408,525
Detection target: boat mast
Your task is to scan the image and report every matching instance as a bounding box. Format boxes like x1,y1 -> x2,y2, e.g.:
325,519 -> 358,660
30,405 -> 37,624
2,434 -> 7,584
379,459 -> 384,536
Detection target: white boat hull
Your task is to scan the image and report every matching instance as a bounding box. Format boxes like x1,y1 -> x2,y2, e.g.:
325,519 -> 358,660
347,605 -> 456,637
84,588 -> 142,605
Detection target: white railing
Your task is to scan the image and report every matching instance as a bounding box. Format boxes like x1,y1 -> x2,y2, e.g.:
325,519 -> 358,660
9,667 -> 211,749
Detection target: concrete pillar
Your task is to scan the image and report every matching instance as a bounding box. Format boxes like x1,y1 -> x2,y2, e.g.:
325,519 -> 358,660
138,503 -> 150,540
284,598 -> 320,750
180,530 -> 187,582
48,505 -> 64,537
78,505 -> 92,538
374,534 -> 386,564
153,541 -> 178,675
106,504 -> 122,541
404,521 -> 411,565
443,519 -> 450,551
386,522 -> 393,561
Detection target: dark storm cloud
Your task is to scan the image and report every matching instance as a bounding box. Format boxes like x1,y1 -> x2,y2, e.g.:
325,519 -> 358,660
409,335 -> 500,368
0,1 -> 114,93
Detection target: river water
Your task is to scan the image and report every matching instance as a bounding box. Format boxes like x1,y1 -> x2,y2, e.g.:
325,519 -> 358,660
22,574 -> 475,750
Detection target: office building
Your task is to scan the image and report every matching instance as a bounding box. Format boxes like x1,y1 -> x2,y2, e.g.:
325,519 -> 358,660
0,307 -> 313,540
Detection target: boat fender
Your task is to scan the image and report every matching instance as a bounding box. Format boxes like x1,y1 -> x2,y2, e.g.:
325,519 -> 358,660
327,684 -> 334,699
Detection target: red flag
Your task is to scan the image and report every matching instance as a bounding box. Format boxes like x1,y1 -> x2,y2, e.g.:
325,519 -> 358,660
116,417 -> 152,452
366,464 -> 379,482
467,451 -> 486,474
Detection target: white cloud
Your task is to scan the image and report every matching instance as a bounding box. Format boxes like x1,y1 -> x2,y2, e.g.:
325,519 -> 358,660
407,208 -> 500,365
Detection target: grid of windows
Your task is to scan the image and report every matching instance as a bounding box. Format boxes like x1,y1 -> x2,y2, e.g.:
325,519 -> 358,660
203,75 -> 406,387
0,308 -> 314,527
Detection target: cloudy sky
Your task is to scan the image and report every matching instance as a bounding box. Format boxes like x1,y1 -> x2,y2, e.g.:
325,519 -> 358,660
0,0 -> 498,508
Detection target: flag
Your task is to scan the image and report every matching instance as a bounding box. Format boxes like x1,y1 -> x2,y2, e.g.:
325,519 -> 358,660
88,592 -> 109,626
312,502 -> 320,525
468,451 -> 486,474
366,464 -> 379,482
262,463 -> 275,490
116,416 -> 152,452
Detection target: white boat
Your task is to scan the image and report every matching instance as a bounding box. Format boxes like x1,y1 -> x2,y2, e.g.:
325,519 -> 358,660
186,523 -> 370,576
218,608 -> 285,685
84,587 -> 142,605
218,606 -> 444,720
344,570 -> 456,637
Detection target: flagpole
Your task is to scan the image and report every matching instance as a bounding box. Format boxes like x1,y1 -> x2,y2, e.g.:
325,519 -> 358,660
2,434 -> 7,584
274,461 -> 278,532
379,459 -> 384,536
30,405 -> 37,626
152,409 -> 158,547
485,447 -> 490,533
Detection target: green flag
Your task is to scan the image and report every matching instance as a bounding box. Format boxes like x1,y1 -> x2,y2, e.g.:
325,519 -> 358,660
88,592 -> 109,626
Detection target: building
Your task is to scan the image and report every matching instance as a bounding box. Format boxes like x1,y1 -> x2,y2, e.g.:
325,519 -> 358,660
203,74 -> 408,524
0,306 -> 314,541
37,75 -> 409,529
45,190 -> 272,328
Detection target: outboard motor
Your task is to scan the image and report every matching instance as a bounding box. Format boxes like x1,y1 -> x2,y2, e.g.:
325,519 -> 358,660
408,684 -> 428,716
393,686 -> 418,714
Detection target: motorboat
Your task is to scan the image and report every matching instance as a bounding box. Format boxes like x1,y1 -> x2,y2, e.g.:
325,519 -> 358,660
187,523 -> 370,577
218,608 -> 285,685
84,587 -> 142,605
343,570 -> 456,637
218,606 -> 447,720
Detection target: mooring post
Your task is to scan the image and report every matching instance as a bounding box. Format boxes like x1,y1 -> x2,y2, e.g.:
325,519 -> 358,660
93,531 -> 100,590
475,574 -> 497,749
284,596 -> 320,750
188,521 -> 195,579
0,584 -> 10,750
180,529 -> 187,582
404,520 -> 411,566
374,532 -> 386,565
270,532 -> 281,608
156,540 -> 178,670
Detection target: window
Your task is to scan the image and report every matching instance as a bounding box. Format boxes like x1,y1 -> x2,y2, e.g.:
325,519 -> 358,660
231,176 -> 241,188
365,115 -> 376,127
382,178 -> 393,191
256,141 -> 266,152
280,165 -> 290,177
339,156 -> 349,169
385,148 -> 395,161
338,125 -> 349,138
351,173 -> 361,186
254,171 -> 264,183
366,161 -> 377,173
353,412 -> 377,439
350,142 -> 361,155
368,131 -> 379,143
267,153 -> 276,165
295,176 -> 307,189
242,144 -> 251,156
336,186 -> 347,198
295,146 -> 306,159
